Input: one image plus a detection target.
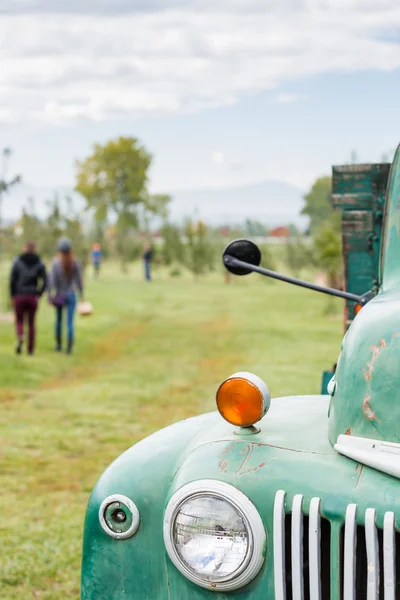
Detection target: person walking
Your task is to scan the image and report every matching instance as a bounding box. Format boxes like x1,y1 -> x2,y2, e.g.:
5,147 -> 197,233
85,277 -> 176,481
91,243 -> 102,279
142,243 -> 154,282
9,241 -> 47,355
47,237 -> 84,354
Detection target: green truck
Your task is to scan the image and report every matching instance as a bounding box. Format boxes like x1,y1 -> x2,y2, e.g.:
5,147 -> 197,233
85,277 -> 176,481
81,150 -> 399,599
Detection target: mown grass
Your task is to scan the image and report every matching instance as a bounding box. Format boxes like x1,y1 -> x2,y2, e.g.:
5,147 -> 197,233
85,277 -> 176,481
0,263 -> 343,599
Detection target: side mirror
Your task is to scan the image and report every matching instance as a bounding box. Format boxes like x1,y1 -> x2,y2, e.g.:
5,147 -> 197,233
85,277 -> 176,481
223,239 -> 262,276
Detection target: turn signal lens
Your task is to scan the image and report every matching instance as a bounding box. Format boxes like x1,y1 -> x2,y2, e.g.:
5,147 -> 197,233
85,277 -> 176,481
216,372 -> 271,427
354,303 -> 363,316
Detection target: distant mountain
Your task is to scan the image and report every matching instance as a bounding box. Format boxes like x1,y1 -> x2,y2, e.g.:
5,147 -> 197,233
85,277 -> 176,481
2,179 -> 307,227
168,180 -> 307,227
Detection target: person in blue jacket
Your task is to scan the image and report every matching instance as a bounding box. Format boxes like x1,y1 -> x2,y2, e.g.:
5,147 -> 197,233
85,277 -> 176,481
91,243 -> 102,279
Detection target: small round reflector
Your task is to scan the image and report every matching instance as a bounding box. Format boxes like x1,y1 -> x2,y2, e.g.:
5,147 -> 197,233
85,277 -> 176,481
354,303 -> 362,316
216,372 -> 271,427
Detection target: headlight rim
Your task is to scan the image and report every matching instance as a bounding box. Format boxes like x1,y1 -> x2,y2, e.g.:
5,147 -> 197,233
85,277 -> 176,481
163,479 -> 266,591
99,493 -> 140,540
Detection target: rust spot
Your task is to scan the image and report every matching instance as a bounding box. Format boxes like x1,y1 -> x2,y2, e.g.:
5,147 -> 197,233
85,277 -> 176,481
364,338 -> 387,382
354,464 -> 364,489
345,427 -> 351,435
362,396 -> 380,422
218,459 -> 228,472
220,444 -> 235,457
235,444 -> 254,474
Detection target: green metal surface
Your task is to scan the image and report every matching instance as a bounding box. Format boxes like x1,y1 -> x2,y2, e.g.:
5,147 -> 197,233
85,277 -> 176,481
329,144 -> 400,445
82,397 -> 400,599
382,145 -> 400,291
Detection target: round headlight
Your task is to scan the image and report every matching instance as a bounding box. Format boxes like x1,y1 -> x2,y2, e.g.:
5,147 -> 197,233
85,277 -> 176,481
163,480 -> 266,591
99,494 -> 140,540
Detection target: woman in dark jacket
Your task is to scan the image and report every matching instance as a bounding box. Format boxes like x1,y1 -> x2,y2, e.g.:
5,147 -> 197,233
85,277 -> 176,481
10,241 -> 47,355
47,237 -> 84,354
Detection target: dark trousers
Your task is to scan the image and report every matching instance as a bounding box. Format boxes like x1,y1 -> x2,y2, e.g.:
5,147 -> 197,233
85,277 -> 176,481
13,295 -> 38,353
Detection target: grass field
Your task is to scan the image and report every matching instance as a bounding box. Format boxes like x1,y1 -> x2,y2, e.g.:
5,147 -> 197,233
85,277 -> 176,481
0,264 -> 343,599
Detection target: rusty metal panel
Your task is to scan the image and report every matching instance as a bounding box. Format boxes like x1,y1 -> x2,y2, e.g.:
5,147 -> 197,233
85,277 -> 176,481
332,193 -> 372,211
332,163 -> 390,329
342,211 -> 373,232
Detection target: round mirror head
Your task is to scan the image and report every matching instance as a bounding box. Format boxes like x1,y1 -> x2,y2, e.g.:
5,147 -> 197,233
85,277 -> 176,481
223,239 -> 262,276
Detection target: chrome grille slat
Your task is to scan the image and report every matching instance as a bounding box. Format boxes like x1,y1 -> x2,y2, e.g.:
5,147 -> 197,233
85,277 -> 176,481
365,508 -> 379,600
309,497 -> 321,600
273,490 -> 286,600
273,491 -> 398,599
291,494 -> 304,600
343,503 -> 357,600
383,511 -> 396,600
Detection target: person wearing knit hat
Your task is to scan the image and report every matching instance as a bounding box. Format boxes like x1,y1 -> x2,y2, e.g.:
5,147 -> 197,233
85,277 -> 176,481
47,237 -> 84,354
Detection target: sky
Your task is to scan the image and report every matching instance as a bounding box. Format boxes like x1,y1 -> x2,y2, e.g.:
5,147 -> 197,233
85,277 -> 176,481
1,0 -> 400,196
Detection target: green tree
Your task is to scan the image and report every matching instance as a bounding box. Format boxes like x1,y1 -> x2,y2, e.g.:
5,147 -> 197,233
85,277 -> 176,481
301,176 -> 332,233
40,196 -> 64,258
245,219 -> 267,237
313,216 -> 342,289
65,217 -> 89,268
285,234 -> 314,277
183,220 -> 215,279
161,223 -> 185,266
19,210 -> 41,244
140,194 -> 171,234
75,137 -> 153,268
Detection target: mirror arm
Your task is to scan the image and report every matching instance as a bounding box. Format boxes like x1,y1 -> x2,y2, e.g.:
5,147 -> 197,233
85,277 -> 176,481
224,255 -> 369,303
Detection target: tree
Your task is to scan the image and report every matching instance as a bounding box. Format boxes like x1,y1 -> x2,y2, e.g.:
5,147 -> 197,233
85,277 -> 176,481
183,219 -> 215,279
39,196 -> 64,257
285,234 -> 314,277
0,147 -> 21,260
75,137 -> 153,268
301,176 -> 332,234
245,219 -> 267,237
138,193 -> 171,242
161,223 -> 185,266
313,216 -> 342,289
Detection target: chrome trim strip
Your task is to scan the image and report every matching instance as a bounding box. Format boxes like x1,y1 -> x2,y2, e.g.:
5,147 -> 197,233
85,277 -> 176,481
343,503 -> 357,600
383,511 -> 395,600
309,497 -> 321,600
274,490 -> 286,600
365,508 -> 379,600
291,494 -> 304,600
335,435 -> 400,481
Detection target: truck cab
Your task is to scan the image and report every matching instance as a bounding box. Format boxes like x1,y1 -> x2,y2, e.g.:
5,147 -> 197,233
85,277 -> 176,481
321,161 -> 390,393
81,148 -> 400,599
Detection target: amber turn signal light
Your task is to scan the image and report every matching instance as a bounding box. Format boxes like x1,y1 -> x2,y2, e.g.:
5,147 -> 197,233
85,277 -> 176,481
354,303 -> 363,316
216,372 -> 271,427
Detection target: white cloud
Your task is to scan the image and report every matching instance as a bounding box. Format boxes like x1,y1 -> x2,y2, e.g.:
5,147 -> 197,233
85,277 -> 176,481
1,0 -> 400,124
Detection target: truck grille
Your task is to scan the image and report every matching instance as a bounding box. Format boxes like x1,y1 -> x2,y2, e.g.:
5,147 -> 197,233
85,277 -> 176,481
273,490 -> 400,599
